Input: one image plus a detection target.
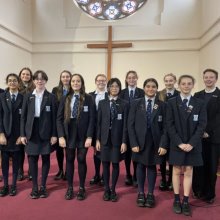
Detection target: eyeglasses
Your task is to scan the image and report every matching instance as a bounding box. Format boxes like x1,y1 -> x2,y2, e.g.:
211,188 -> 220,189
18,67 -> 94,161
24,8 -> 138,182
8,80 -> 18,83
109,85 -> 119,89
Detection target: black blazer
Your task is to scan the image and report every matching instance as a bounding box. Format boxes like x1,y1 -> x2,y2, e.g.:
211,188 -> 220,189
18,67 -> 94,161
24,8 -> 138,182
89,91 -> 108,146
128,97 -> 167,152
194,88 -> 220,144
166,95 -> 207,153
0,88 -> 4,93
119,87 -> 144,102
57,93 -> 95,145
97,98 -> 129,146
0,92 -> 23,138
20,90 -> 57,140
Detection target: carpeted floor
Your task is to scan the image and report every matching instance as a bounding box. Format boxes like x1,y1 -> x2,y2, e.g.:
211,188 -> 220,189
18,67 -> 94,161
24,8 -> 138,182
0,148 -> 219,220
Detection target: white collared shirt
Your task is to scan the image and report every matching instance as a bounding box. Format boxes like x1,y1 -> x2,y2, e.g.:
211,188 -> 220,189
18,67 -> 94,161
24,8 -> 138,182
205,87 -> 217,93
32,89 -> 45,117
180,94 -> 191,107
166,89 -> 175,96
128,86 -> 136,96
145,96 -> 155,111
10,91 -> 18,101
95,90 -> 106,110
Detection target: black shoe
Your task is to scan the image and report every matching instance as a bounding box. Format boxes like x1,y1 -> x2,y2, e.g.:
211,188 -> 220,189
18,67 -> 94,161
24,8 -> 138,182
193,191 -> 203,200
9,186 -> 17,196
182,202 -> 191,216
90,175 -> 100,185
159,180 -> 167,191
136,193 -> 145,207
77,188 -> 86,200
17,170 -> 25,181
39,186 -> 48,198
145,193 -> 155,208
125,175 -> 133,186
30,189 -> 39,199
0,186 -> 9,197
54,170 -> 64,180
110,191 -> 118,202
204,197 -> 215,204
167,182 -> 173,191
28,170 -> 32,181
133,177 -> 138,187
103,190 -> 111,201
63,172 -> 67,181
65,187 -> 74,200
173,201 -> 182,214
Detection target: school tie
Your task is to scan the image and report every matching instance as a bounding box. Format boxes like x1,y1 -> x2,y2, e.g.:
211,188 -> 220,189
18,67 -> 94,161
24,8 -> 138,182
182,98 -> 188,111
11,94 -> 16,104
167,92 -> 172,97
110,99 -> 117,127
63,88 -> 67,96
72,94 -> 79,118
146,99 -> 152,128
129,90 -> 134,102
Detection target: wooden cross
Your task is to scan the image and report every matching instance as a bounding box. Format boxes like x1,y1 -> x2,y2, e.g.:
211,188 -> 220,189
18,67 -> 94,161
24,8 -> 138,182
87,26 -> 132,80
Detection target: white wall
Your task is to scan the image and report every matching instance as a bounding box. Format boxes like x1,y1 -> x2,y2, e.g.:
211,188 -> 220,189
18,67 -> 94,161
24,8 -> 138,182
0,0 -> 32,89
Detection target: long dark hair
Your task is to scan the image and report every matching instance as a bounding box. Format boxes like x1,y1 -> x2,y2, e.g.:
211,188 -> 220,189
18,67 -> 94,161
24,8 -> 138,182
64,73 -> 86,123
55,70 -> 72,101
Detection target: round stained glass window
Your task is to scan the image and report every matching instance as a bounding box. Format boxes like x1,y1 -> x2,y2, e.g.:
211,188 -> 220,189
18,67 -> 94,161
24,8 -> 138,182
73,0 -> 148,21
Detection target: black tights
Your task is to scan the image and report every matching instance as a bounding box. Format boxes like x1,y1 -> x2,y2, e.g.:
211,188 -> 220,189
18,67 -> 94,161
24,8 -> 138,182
66,148 -> 88,188
1,151 -> 19,187
137,163 -> 157,194
102,161 -> 119,192
28,154 -> 50,189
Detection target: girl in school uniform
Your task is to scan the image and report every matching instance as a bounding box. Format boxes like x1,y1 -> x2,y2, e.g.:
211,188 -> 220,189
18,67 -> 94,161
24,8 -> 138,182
119,70 -> 144,186
52,70 -> 72,180
57,73 -> 95,200
96,78 -> 128,202
89,74 -> 108,186
20,70 -> 57,199
0,88 -> 4,183
0,73 -> 23,196
166,75 -> 207,216
157,73 -> 179,191
128,78 -> 167,208
18,67 -> 35,181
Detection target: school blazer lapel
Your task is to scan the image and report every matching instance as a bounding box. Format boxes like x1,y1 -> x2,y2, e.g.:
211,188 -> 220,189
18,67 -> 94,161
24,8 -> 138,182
151,98 -> 160,123
13,94 -> 22,112
185,97 -> 196,119
176,96 -> 188,119
138,98 -> 147,122
40,91 -> 49,114
5,92 -> 12,112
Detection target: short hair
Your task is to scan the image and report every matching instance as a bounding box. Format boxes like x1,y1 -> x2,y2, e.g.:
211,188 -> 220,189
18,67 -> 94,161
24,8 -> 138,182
95,74 -> 107,82
163,73 -> 177,81
178,75 -> 195,85
107,78 -> 122,94
203,68 -> 218,79
143,78 -> 158,89
33,70 -> 48,81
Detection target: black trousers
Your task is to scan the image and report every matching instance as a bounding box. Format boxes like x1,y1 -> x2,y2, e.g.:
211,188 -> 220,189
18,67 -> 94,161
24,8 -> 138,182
193,140 -> 220,199
1,151 -> 19,187
66,147 -> 88,188
28,154 -> 50,189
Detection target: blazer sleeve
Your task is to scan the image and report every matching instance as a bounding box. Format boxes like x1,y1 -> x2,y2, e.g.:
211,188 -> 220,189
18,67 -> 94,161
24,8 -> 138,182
166,100 -> 183,147
188,101 -> 207,148
56,96 -> 66,138
122,102 -> 129,144
20,94 -> 28,137
0,96 -> 4,134
51,94 -> 57,137
86,95 -> 95,138
159,102 -> 169,149
127,100 -> 139,148
96,101 -> 102,141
